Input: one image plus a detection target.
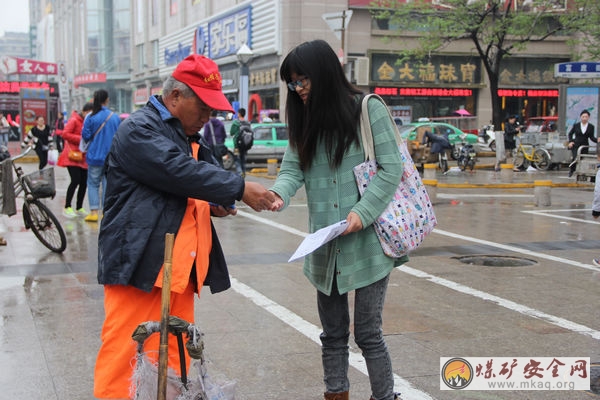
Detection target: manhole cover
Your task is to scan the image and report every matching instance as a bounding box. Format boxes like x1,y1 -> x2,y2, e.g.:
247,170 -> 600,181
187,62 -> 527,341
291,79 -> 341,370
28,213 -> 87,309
452,255 -> 537,267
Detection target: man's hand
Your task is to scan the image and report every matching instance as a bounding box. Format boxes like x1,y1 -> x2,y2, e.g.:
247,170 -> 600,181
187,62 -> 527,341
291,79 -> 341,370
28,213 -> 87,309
209,203 -> 237,217
242,182 -> 276,211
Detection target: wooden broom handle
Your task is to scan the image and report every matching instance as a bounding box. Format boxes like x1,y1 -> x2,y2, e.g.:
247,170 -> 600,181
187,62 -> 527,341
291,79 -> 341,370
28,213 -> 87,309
157,233 -> 175,400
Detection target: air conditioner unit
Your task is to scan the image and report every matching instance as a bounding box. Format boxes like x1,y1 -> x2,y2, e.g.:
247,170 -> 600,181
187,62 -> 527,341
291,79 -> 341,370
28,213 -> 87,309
354,57 -> 370,86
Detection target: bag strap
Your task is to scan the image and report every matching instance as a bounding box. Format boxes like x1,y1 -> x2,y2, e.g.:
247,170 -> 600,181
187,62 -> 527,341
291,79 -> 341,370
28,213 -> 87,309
359,94 -> 403,162
89,111 -> 114,143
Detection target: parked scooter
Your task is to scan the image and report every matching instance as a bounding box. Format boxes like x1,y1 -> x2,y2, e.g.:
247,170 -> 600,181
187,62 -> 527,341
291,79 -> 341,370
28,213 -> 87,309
456,133 -> 477,171
478,124 -> 496,152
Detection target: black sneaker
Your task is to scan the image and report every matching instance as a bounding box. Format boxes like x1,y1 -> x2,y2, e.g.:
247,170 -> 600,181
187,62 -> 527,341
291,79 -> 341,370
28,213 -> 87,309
568,171 -> 574,178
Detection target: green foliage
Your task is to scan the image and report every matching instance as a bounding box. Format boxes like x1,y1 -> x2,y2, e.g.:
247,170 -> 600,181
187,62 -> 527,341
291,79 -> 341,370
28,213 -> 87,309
370,0 -> 597,126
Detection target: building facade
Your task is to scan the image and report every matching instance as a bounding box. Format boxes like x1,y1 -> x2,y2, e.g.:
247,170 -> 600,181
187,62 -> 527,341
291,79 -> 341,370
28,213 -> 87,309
50,0 -> 132,114
36,0 -> 579,129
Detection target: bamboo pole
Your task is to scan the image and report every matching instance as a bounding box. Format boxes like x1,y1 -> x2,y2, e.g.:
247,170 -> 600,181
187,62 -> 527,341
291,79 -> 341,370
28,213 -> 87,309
157,233 -> 175,400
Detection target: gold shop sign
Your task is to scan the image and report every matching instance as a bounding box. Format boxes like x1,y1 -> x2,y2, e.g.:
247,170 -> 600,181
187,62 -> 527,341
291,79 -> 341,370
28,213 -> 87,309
371,53 -> 482,85
249,67 -> 278,88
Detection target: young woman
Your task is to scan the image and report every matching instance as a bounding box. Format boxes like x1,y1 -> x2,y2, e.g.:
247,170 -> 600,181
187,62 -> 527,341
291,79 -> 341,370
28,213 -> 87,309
28,116 -> 51,170
269,40 -> 405,400
57,103 -> 93,218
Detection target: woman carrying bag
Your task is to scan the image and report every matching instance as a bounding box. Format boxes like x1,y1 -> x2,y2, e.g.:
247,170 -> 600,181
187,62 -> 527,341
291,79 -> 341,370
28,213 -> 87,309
268,40 -> 404,400
57,103 -> 93,218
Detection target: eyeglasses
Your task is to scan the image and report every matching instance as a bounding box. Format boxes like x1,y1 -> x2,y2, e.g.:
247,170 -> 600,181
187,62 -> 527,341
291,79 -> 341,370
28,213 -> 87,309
287,77 -> 309,92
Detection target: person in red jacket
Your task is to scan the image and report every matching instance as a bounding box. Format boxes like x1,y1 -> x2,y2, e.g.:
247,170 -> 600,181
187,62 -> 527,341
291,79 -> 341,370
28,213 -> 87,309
57,103 -> 93,217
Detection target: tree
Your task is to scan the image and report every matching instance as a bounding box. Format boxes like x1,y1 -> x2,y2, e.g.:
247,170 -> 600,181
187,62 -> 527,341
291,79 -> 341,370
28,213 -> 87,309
370,0 -> 597,128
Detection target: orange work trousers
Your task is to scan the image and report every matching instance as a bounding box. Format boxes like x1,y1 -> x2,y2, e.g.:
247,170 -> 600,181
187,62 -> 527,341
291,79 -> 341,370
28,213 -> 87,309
93,281 -> 195,399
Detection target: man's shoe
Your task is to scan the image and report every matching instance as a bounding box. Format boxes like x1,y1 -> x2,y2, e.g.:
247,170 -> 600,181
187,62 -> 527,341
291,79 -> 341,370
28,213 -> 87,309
62,207 -> 77,218
593,259 -> 600,267
76,208 -> 89,217
568,171 -> 574,177
84,213 -> 98,222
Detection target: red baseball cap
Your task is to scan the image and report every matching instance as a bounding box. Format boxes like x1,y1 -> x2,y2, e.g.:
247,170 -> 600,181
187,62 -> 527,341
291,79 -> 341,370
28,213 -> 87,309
172,54 -> 233,112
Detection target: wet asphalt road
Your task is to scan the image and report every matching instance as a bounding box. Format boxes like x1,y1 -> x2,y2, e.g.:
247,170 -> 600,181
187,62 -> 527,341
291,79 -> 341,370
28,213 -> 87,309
0,159 -> 598,400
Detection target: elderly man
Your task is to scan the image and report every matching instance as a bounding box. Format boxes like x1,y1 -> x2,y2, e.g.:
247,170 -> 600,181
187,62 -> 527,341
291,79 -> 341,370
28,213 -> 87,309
94,54 -> 275,399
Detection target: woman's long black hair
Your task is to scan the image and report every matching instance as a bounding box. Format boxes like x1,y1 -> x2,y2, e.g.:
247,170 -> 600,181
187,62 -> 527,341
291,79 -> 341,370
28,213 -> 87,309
91,89 -> 109,116
280,40 -> 362,170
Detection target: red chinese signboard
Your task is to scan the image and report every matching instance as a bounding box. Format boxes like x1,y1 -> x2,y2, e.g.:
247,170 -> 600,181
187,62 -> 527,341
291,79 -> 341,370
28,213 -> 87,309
0,56 -> 57,75
74,73 -> 107,88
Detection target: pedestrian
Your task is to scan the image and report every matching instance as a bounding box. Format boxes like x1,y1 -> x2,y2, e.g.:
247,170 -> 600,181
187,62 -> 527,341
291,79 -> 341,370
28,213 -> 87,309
0,112 -> 10,148
25,115 -> 51,170
568,109 -> 597,177
496,114 -> 522,172
93,54 -> 276,400
592,142 -> 600,266
80,89 -> 121,222
251,112 -> 259,123
57,103 -> 93,218
54,112 -> 65,152
203,109 -> 227,167
230,107 -> 251,177
268,39 -> 404,400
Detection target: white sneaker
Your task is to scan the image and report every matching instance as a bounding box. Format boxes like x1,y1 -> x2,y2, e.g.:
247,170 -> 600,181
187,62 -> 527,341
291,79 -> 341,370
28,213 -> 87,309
593,259 -> 600,267
63,207 -> 77,218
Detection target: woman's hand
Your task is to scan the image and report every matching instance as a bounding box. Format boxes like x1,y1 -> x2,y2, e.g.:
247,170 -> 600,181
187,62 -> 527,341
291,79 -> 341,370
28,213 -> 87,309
269,191 -> 284,211
342,211 -> 363,235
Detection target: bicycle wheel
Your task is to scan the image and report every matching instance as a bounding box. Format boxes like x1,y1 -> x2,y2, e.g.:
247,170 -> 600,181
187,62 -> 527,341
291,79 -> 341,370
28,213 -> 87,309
533,148 -> 551,171
440,158 -> 448,173
513,150 -> 529,169
22,199 -> 67,253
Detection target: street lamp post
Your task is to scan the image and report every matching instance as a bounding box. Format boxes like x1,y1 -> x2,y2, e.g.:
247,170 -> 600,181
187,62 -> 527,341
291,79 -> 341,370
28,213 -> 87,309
236,43 -> 254,112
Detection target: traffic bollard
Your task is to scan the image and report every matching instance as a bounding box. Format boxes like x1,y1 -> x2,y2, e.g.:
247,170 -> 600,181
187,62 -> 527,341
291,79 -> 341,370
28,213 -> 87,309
422,178 -> 438,204
534,180 -> 552,207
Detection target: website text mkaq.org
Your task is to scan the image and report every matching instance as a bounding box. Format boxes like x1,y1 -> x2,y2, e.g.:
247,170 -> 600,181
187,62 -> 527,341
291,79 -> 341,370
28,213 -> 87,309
440,357 -> 590,391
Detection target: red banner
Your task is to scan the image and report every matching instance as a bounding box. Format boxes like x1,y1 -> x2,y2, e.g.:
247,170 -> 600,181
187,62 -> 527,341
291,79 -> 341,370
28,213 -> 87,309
74,73 -> 107,88
0,56 -> 58,75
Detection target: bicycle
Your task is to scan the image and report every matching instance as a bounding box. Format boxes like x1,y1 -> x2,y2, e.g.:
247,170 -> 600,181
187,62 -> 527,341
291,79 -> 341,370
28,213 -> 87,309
1,146 -> 67,253
513,140 -> 551,171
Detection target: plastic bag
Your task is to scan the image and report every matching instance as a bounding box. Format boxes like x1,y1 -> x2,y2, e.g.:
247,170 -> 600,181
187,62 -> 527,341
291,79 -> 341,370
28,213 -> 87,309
48,149 -> 59,165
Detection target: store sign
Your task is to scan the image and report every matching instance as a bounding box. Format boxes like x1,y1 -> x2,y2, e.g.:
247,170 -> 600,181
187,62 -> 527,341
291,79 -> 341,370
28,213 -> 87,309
371,54 -> 481,85
0,81 -> 56,95
554,62 -> 600,78
499,58 -> 568,84
374,87 -> 473,97
208,6 -> 251,59
164,42 -> 192,66
134,88 -> 149,105
498,89 -> 559,98
73,73 -> 107,88
249,67 -> 278,87
0,56 -> 57,75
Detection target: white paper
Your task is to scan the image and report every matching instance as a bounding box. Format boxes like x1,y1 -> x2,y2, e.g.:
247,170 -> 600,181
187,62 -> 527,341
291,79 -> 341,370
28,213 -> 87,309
288,220 -> 348,262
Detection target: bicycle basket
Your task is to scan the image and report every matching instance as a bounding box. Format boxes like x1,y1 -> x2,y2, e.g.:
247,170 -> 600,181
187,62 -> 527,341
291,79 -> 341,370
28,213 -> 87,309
24,168 -> 56,199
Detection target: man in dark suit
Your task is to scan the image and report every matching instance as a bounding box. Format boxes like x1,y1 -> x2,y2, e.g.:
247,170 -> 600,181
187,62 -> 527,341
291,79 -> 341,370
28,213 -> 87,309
568,109 -> 597,177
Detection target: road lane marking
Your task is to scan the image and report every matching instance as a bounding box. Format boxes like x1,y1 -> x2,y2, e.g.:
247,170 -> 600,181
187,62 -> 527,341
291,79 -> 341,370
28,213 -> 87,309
433,227 -> 600,272
231,209 -> 600,398
235,210 -> 600,340
398,265 -> 600,341
522,209 -> 600,225
230,277 -> 436,400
